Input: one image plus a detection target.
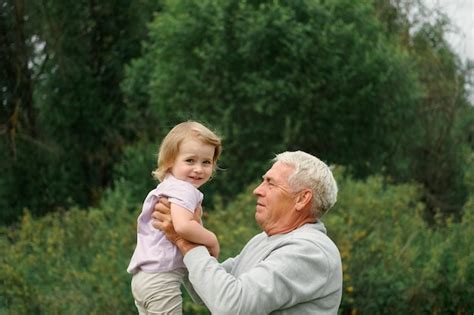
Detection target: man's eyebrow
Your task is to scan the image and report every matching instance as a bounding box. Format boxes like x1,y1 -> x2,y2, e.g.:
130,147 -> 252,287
262,174 -> 274,182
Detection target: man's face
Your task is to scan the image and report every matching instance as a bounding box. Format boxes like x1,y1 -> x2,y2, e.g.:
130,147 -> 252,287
253,161 -> 298,234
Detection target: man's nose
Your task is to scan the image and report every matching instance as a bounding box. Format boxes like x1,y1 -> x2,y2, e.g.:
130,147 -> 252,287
253,182 -> 264,196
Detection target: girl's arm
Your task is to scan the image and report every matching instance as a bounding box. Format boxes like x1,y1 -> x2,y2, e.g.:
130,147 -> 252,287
171,203 -> 219,257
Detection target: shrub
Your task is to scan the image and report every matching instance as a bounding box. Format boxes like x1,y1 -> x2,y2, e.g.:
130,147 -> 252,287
0,203 -> 138,314
104,140 -> 158,210
325,169 -> 474,314
1,170 -> 472,314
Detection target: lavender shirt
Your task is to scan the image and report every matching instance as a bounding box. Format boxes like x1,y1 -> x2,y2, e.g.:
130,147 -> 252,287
127,175 -> 203,274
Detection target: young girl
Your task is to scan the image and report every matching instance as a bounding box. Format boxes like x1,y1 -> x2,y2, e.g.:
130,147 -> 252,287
127,121 -> 221,314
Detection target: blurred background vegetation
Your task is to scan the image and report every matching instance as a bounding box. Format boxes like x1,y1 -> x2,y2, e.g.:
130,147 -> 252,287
1,0 -> 473,313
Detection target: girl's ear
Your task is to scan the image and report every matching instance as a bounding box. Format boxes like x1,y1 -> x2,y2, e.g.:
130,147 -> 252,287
295,189 -> 313,211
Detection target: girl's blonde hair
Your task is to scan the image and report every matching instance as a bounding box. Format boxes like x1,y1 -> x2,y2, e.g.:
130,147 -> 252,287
152,121 -> 222,182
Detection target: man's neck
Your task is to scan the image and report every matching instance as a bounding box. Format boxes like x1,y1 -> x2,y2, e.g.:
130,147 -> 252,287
266,217 -> 316,236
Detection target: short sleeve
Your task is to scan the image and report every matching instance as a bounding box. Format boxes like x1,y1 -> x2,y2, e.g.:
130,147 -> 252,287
158,177 -> 203,213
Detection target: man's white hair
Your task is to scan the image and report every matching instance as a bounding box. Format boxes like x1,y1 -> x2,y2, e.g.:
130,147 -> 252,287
273,151 -> 338,218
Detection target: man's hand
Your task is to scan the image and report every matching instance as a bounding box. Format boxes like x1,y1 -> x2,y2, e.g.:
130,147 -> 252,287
151,198 -> 180,244
152,198 -> 199,255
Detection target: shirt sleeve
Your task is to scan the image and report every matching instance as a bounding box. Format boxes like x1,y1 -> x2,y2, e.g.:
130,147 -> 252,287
220,256 -> 237,273
182,272 -> 204,305
183,239 -> 334,314
160,180 -> 202,213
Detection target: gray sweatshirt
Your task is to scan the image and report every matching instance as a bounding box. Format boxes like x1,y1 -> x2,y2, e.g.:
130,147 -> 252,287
183,222 -> 342,314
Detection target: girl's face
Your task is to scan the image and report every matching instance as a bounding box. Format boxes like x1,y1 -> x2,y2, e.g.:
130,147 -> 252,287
170,138 -> 215,188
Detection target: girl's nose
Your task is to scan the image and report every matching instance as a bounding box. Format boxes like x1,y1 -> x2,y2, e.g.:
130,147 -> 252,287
193,164 -> 203,173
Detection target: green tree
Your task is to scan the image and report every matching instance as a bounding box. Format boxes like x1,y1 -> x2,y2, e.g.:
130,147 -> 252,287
0,0 -> 162,223
0,0 -> 44,223
409,21 -> 471,220
0,0 -> 37,150
123,0 -> 421,202
374,0 -> 473,220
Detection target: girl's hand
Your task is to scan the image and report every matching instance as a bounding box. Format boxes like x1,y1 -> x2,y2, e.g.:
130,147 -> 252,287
208,235 -> 220,259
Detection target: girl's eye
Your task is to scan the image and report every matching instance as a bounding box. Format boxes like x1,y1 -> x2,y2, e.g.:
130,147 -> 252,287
185,159 -> 194,163
203,160 -> 212,165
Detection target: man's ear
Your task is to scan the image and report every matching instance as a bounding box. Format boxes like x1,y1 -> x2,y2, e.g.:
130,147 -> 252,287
295,189 -> 312,211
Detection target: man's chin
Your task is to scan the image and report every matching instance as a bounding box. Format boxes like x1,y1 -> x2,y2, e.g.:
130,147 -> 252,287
255,213 -> 264,227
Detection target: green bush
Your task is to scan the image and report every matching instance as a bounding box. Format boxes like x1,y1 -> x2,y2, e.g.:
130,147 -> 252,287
325,169 -> 474,314
0,203 -> 138,314
1,170 -> 472,314
205,184 -> 260,261
104,140 -> 158,210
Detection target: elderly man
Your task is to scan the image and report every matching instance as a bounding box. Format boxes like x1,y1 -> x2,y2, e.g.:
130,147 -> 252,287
153,151 -> 342,314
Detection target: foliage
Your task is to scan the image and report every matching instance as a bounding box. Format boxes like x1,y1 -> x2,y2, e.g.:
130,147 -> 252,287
205,183 -> 260,261
373,0 -> 473,220
406,19 -> 471,220
103,140 -> 158,210
1,170 -> 473,314
123,0 -> 421,202
0,0 -> 37,144
0,0 -> 162,224
0,139 -> 74,223
0,203 -> 137,314
325,168 -> 474,314
2,0 -> 472,226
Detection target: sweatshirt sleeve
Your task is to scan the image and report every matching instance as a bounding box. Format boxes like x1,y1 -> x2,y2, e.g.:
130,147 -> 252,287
183,255 -> 237,305
220,255 -> 237,273
182,272 -> 204,305
183,238 -> 336,315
